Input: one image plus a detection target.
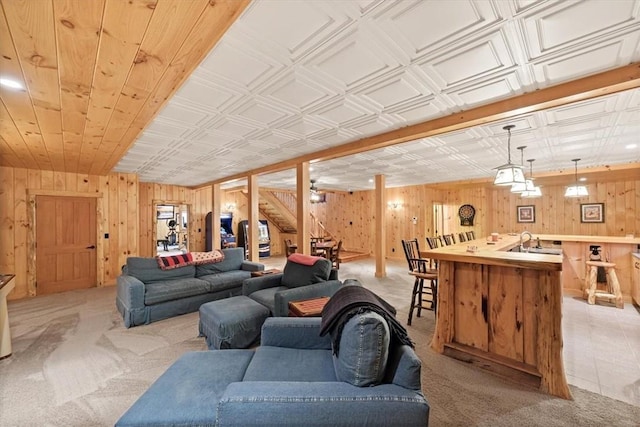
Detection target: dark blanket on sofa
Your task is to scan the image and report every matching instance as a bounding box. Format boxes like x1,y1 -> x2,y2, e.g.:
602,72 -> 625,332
320,286 -> 414,355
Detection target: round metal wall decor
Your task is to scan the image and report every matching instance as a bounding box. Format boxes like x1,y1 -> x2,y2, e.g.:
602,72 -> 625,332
458,204 -> 475,226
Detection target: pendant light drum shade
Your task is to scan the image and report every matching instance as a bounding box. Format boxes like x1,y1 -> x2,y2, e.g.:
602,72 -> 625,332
565,186 -> 589,197
520,158 -> 542,198
521,186 -> 542,198
494,125 -> 526,186
565,159 -> 588,198
511,146 -> 534,193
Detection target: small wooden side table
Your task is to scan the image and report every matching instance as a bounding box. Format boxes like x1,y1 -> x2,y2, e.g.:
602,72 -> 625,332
289,296 -> 330,317
251,269 -> 282,277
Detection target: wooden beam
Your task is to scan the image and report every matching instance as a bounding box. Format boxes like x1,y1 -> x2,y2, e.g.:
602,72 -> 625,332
375,174 -> 386,278
199,63 -> 640,189
211,183 -> 221,250
297,163 -> 310,255
247,175 -> 259,262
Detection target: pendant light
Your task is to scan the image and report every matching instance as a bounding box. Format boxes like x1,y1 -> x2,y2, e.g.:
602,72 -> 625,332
564,158 -> 588,198
511,146 -> 535,193
521,159 -> 542,198
493,125 -> 526,186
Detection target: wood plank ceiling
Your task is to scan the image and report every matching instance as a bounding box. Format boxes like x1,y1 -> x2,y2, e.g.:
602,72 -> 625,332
0,0 -> 250,174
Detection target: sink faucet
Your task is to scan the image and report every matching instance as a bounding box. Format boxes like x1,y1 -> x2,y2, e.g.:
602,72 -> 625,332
520,231 -> 532,252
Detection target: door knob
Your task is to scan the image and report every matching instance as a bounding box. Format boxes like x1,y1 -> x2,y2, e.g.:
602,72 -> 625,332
86,245 -> 96,249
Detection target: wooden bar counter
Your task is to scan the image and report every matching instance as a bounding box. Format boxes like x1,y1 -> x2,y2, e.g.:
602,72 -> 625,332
421,235 -> 571,399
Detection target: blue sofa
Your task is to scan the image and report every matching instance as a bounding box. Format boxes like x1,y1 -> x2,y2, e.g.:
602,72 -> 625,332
116,315 -> 429,426
116,248 -> 264,328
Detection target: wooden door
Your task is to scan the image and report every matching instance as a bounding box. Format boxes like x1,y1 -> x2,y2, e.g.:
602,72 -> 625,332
36,196 -> 97,295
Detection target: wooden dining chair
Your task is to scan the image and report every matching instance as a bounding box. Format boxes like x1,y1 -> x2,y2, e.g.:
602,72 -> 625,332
426,237 -> 440,250
442,235 -> 453,246
284,239 -> 296,256
329,240 -> 342,269
310,240 -> 324,257
466,231 -> 476,241
458,232 -> 467,242
401,239 -> 421,270
402,239 -> 437,325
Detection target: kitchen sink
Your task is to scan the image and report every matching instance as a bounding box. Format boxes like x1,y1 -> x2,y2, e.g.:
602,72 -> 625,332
509,246 -> 562,255
527,247 -> 562,255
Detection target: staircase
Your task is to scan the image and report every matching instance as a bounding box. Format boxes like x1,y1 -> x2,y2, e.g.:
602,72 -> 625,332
242,189 -> 368,262
258,189 -> 297,233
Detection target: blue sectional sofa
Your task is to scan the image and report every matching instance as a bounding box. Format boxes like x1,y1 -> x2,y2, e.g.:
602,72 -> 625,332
116,248 -> 264,328
116,315 -> 430,426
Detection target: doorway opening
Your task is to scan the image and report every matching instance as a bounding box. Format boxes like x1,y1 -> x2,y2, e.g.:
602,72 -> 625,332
153,201 -> 190,256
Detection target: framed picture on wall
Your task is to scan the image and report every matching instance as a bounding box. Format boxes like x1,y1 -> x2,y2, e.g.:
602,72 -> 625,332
581,203 -> 604,223
517,205 -> 535,223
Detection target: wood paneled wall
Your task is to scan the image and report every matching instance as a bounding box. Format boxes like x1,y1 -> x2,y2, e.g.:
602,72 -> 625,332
314,185 -> 487,259
310,179 -> 638,260
3,164 -> 637,301
309,191 -> 375,254
1,166 -> 138,299
488,180 -> 640,236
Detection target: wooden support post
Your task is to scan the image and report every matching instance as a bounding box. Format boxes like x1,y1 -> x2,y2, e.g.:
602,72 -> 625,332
375,174 -> 386,278
297,163 -> 310,255
211,183 -> 221,250
248,175 -> 259,262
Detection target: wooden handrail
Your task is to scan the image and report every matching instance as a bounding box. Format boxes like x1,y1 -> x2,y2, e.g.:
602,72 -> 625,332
310,211 -> 336,242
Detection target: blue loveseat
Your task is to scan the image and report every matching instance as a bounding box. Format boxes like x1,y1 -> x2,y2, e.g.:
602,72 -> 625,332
116,248 -> 264,328
116,315 -> 429,426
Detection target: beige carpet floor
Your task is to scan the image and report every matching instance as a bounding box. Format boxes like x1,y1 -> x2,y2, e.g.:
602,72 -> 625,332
1,257 -> 639,426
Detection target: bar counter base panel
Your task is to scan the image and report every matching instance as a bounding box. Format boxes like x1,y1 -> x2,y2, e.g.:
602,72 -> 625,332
442,342 -> 542,391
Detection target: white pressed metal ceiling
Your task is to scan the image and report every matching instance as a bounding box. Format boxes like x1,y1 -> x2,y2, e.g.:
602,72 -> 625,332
113,0 -> 640,191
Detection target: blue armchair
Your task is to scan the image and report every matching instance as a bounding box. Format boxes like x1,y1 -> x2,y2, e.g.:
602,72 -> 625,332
116,315 -> 429,426
243,254 -> 341,316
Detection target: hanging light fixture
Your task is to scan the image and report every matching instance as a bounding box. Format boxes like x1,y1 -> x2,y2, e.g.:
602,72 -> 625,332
493,124 -> 526,186
511,146 -> 535,193
310,179 -> 325,203
521,159 -> 542,198
564,158 -> 588,198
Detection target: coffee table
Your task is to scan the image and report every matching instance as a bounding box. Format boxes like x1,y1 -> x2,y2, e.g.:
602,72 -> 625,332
288,296 -> 330,317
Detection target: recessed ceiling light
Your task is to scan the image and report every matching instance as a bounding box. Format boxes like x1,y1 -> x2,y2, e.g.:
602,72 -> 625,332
0,77 -> 24,89
579,177 -> 587,182
625,144 -> 637,149
368,179 -> 373,183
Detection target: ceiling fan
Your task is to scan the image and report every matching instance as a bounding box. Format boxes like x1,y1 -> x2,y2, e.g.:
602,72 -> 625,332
310,179 -> 326,203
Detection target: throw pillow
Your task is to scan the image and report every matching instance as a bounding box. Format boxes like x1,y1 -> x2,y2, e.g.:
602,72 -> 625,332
156,253 -> 194,270
331,310 -> 390,387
